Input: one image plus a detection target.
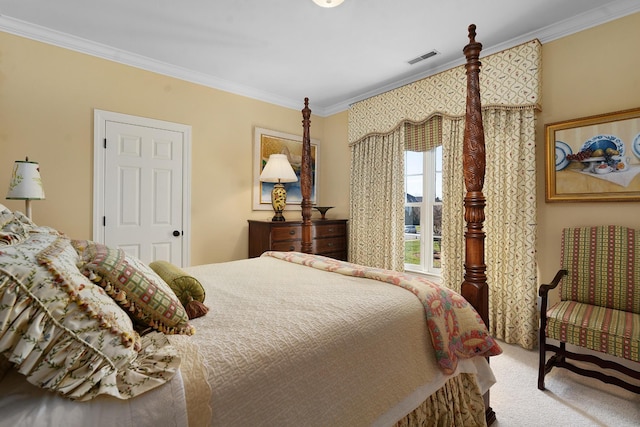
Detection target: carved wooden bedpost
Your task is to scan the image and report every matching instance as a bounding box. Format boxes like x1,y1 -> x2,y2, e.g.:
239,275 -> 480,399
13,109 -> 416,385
461,25 -> 495,426
301,98 -> 313,254
461,24 -> 488,328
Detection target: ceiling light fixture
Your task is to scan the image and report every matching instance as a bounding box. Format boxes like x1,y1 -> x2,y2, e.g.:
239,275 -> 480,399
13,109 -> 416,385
312,0 -> 345,7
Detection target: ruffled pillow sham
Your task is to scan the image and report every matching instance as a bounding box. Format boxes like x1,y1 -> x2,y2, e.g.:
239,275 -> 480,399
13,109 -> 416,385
72,240 -> 194,335
0,233 -> 180,400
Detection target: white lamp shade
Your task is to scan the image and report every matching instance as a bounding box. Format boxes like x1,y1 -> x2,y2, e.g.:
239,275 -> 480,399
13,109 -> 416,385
259,154 -> 298,183
6,160 -> 45,200
312,0 -> 344,7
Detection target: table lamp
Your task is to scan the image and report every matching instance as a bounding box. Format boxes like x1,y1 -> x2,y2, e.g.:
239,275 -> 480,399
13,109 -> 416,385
259,154 -> 298,221
6,157 -> 45,219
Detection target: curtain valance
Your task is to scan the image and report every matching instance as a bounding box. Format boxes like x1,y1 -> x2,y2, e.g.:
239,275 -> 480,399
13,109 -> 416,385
405,116 -> 442,152
349,39 -> 541,144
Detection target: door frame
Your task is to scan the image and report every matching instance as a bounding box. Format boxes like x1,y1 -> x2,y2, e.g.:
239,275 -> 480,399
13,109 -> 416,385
93,109 -> 192,266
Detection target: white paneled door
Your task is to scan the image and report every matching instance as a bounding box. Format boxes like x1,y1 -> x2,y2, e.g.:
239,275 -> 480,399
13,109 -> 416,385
94,110 -> 191,266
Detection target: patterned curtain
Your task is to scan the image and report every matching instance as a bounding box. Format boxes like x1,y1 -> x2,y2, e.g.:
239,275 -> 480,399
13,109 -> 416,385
440,109 -> 538,348
441,116 -> 465,295
349,129 -> 405,271
483,108 -> 538,348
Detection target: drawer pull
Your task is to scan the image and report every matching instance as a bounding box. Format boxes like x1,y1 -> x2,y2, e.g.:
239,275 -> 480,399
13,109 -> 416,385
328,228 -> 334,232
289,230 -> 296,235
289,246 -> 295,251
328,242 -> 334,246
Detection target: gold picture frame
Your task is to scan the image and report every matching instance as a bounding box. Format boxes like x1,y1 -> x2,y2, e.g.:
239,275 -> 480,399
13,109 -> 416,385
545,107 -> 640,202
252,127 -> 319,211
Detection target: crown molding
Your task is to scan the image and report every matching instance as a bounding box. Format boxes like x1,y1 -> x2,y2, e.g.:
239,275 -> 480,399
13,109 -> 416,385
0,15 -> 306,113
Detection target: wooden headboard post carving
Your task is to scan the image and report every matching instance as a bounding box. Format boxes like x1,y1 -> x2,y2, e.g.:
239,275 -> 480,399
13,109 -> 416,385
462,25 -> 495,426
461,25 -> 489,328
300,97 -> 313,254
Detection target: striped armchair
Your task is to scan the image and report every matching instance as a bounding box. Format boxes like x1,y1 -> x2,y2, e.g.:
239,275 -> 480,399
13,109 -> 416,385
538,225 -> 640,393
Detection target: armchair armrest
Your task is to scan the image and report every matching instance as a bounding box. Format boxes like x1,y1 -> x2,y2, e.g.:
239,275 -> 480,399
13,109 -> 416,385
539,269 -> 567,363
539,269 -> 567,337
539,269 -> 567,297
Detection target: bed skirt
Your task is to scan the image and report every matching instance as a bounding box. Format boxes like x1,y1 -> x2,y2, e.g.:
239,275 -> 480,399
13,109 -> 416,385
394,373 -> 486,427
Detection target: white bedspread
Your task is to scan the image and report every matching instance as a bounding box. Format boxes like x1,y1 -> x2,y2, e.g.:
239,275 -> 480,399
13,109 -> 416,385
179,256 -> 494,426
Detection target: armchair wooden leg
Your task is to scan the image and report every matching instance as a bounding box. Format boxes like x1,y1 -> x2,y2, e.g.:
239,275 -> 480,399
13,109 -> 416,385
538,340 -> 547,390
538,313 -> 548,390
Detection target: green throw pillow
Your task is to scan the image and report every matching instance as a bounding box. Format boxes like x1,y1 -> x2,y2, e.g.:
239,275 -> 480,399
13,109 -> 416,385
149,260 -> 206,306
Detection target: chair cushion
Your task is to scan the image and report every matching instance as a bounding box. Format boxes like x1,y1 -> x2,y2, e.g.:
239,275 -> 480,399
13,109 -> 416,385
546,300 -> 640,363
560,225 -> 640,314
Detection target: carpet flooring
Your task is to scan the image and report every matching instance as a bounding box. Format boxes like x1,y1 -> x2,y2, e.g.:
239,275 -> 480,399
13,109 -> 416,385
490,341 -> 640,427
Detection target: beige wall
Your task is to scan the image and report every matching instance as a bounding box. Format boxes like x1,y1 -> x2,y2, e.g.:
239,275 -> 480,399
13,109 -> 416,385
0,32 -> 351,265
536,12 -> 640,290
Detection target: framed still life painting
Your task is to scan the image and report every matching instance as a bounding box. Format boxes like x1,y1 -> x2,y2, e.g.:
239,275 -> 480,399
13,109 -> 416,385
252,127 -> 319,211
545,107 -> 640,202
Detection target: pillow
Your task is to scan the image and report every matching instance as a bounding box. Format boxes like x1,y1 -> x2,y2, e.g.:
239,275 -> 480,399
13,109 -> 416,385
0,206 -> 62,246
0,206 -> 36,246
72,240 -> 194,335
0,234 -> 180,400
149,260 -> 209,319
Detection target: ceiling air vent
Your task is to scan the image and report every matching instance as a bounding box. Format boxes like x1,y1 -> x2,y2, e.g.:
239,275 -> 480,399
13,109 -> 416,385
407,50 -> 439,65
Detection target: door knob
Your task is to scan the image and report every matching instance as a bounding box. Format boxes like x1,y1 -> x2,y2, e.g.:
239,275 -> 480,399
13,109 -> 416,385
173,230 -> 181,237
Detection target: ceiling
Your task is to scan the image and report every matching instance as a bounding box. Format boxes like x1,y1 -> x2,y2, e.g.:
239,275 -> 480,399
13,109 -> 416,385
1,0 -> 638,116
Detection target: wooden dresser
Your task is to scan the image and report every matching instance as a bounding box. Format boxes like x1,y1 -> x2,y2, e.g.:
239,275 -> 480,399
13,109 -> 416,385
248,219 -> 348,260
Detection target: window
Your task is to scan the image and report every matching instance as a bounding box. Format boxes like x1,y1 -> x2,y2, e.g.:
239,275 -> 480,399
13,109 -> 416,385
404,145 -> 442,275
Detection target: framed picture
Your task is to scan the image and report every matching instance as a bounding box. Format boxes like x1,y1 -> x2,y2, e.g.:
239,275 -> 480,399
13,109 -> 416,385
545,107 -> 640,202
253,127 -> 319,211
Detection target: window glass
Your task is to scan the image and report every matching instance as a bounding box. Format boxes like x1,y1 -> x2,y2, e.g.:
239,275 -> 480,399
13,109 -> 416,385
406,175 -> 423,201
405,151 -> 423,175
404,147 -> 442,275
404,206 -> 421,265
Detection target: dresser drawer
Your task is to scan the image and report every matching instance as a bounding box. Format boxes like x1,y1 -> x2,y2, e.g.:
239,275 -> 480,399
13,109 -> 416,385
271,226 -> 302,242
314,236 -> 346,254
313,222 -> 347,238
272,241 -> 302,252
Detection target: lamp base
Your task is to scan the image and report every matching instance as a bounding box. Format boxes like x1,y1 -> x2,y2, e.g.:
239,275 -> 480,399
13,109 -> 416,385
271,183 -> 288,222
271,212 -> 286,222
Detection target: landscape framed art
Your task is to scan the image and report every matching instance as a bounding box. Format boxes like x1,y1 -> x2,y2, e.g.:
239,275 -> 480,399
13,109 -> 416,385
252,127 -> 319,210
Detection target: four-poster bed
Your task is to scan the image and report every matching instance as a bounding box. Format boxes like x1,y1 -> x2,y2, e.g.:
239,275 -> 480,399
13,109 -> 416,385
297,24 -> 495,425
0,26 -> 499,427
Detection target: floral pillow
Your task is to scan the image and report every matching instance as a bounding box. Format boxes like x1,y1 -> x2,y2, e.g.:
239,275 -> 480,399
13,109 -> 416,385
0,205 -> 58,246
72,240 -> 194,335
0,234 -> 180,400
0,205 -> 28,245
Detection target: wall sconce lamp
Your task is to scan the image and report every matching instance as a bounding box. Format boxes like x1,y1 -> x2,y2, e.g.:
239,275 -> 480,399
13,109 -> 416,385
259,154 -> 298,222
6,157 -> 45,220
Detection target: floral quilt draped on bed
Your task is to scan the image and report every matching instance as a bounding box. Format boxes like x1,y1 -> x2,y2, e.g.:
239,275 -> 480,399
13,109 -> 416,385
263,251 -> 502,374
